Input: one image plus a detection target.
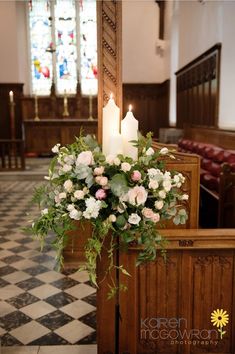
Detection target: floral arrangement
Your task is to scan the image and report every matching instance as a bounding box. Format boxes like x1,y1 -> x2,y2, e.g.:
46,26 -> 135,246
29,133 -> 188,295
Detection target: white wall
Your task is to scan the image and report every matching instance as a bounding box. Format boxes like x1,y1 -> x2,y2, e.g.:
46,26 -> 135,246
0,2 -> 19,82
122,0 -> 169,83
0,1 -> 29,93
170,0 -> 235,130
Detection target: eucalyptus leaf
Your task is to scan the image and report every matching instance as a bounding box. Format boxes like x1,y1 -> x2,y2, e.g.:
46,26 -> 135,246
110,174 -> 129,197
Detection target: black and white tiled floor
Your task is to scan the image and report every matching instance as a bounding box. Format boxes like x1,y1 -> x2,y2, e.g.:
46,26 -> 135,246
0,180 -> 97,353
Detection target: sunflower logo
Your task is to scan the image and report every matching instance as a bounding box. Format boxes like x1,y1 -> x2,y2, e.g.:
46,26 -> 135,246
211,309 -> 229,339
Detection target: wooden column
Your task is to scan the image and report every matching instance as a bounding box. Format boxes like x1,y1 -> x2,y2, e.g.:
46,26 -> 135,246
97,0 -> 122,144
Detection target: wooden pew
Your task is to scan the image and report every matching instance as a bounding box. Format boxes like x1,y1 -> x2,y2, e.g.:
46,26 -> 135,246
97,229 -> 235,354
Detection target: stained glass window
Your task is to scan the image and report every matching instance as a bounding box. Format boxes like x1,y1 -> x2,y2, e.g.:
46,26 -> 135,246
29,0 -> 52,95
79,0 -> 97,95
28,0 -> 97,96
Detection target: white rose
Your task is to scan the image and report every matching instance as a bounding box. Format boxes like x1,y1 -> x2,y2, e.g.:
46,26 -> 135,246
51,143 -> 61,153
69,209 -> 82,220
146,147 -> 154,156
121,162 -> 131,172
62,164 -> 72,173
128,213 -> 141,225
99,176 -> 108,186
67,204 -> 75,211
74,190 -> 85,200
148,180 -> 159,190
63,180 -> 73,193
180,194 -> 189,201
59,192 -> 66,200
163,180 -> 172,192
160,147 -> 169,155
109,214 -> 117,223
155,200 -> 164,210
114,157 -> 121,166
159,190 -> 166,199
76,151 -> 94,166
106,155 -> 115,165
41,208 -> 48,215
163,171 -> 171,180
147,168 -> 162,180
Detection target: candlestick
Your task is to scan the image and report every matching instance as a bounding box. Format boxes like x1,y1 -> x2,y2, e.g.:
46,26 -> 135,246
9,91 -> 14,104
102,94 -> 120,156
9,98 -> 16,140
88,94 -> 94,121
62,90 -> 69,117
121,105 -> 139,160
34,94 -> 40,121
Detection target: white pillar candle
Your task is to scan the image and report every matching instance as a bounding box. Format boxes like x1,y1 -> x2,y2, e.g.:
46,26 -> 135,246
102,94 -> 120,156
9,91 -> 14,103
109,133 -> 123,156
121,105 -> 139,160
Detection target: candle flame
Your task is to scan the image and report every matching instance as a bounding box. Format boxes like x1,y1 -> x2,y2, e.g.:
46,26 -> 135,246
9,91 -> 13,95
110,93 -> 113,99
128,104 -> 132,112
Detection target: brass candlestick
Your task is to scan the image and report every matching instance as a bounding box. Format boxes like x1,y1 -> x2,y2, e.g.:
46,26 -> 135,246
62,90 -> 69,117
34,94 -> 40,121
88,94 -> 94,121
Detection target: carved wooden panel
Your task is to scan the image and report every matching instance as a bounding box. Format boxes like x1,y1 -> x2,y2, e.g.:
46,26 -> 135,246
123,81 -> 170,137
97,0 -> 122,143
176,44 -> 221,129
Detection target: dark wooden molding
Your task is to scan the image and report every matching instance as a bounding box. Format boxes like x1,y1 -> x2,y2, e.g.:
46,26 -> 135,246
97,0 -> 122,144
176,43 -> 221,128
155,0 -> 165,39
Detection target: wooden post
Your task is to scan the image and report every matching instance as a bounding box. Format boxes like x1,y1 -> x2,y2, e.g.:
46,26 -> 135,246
97,0 -> 122,144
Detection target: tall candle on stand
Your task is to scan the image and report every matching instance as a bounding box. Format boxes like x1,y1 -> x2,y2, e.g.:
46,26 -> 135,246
9,91 -> 14,103
121,105 -> 139,160
102,94 -> 120,156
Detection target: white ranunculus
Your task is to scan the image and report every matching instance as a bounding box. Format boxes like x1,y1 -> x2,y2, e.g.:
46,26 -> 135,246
51,143 -> 61,153
74,190 -> 85,200
67,204 -> 75,211
76,151 -> 94,166
114,157 -> 121,166
59,192 -> 67,200
69,209 -> 82,220
148,179 -> 159,190
109,214 -> 117,223
62,164 -> 72,173
41,208 -> 48,215
128,186 -> 148,206
155,200 -> 164,210
128,213 -> 141,225
163,180 -> 172,192
146,147 -> 155,156
121,162 -> 131,172
160,147 -> 169,155
159,190 -> 166,199
63,180 -> 73,193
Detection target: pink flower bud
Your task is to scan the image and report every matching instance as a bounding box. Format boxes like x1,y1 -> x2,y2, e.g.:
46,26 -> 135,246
131,170 -> 142,182
95,189 -> 107,200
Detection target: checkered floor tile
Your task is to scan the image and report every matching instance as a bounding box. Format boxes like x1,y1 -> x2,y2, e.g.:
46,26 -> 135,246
0,180 -> 97,347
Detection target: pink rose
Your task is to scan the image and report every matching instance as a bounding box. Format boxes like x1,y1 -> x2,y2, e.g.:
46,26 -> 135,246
142,207 -> 154,219
95,189 -> 107,200
128,186 -> 148,206
94,166 -> 104,175
99,176 -> 108,186
131,170 -> 142,182
151,212 -> 160,223
76,151 -> 94,166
